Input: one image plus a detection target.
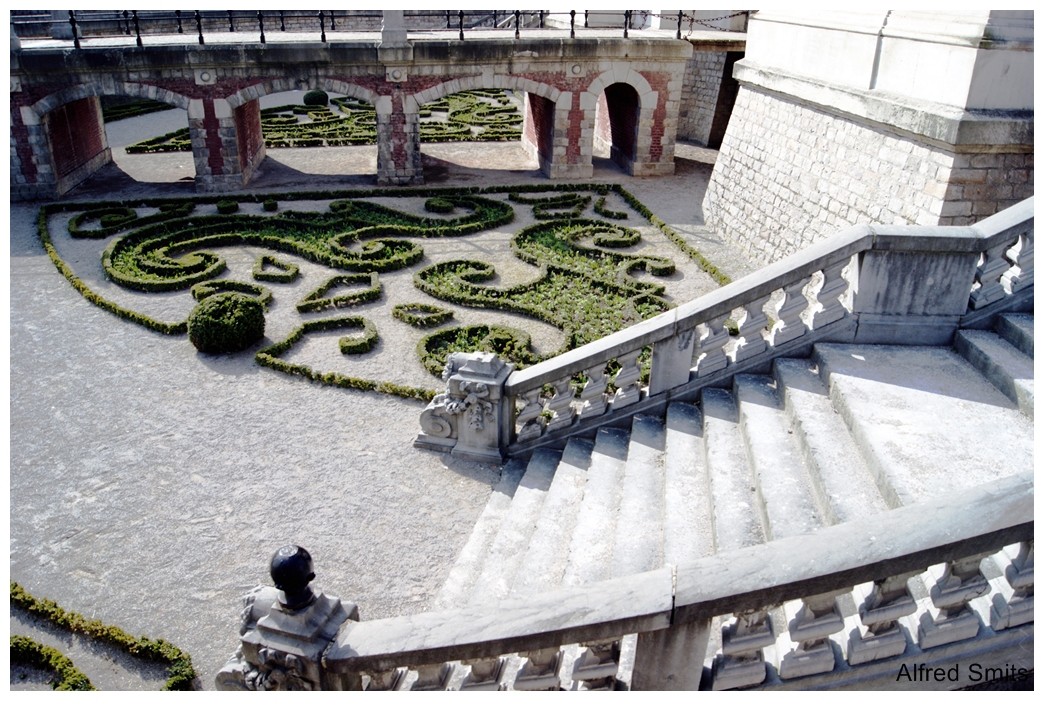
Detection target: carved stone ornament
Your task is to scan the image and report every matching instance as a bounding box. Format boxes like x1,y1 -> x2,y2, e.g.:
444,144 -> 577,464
415,352 -> 513,464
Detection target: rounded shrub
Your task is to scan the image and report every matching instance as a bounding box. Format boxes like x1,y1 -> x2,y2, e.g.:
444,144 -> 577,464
263,199 -> 278,212
424,197 -> 455,214
303,89 -> 329,107
187,292 -> 265,353
216,200 -> 239,214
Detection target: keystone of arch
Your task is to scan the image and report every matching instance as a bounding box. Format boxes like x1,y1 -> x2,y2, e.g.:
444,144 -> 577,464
581,67 -> 658,111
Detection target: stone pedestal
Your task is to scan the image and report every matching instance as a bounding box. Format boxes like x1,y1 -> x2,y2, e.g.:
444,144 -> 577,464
415,352 -> 514,464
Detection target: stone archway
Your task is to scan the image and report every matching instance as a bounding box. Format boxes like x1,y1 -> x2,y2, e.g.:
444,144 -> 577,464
405,75 -> 573,179
21,82 -> 192,197
581,67 -> 674,177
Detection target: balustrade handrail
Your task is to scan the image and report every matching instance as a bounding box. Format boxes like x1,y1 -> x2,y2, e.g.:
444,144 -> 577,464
505,197 -> 1034,398
322,471 -> 1032,682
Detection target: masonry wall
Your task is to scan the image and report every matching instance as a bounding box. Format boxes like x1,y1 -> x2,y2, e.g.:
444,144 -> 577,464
233,100 -> 265,178
677,50 -> 726,145
46,96 -> 104,178
703,86 -> 1035,265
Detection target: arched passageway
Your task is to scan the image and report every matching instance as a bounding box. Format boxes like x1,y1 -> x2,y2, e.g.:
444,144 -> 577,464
595,83 -> 641,174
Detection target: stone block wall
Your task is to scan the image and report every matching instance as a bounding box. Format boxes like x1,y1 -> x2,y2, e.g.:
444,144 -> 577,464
703,86 -> 1034,265
678,50 -> 726,145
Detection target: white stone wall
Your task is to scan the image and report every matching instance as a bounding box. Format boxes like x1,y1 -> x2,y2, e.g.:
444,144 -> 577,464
703,86 -> 1033,265
678,50 -> 726,144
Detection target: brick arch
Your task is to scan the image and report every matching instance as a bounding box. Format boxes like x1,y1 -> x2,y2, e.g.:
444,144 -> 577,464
583,68 -> 657,110
28,81 -> 191,118
225,78 -> 380,109
404,74 -> 562,114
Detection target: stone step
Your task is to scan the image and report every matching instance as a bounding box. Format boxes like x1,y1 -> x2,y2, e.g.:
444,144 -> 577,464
995,313 -> 1034,357
733,374 -> 821,541
433,459 -> 527,610
662,401 -> 715,565
701,388 -> 765,552
813,343 -> 1034,507
510,438 -> 594,597
773,358 -> 894,519
611,414 -> 666,578
561,428 -> 630,588
467,449 -> 560,605
955,329 -> 1034,419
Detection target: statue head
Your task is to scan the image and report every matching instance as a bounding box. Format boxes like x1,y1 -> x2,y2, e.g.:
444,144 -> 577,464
270,545 -> 316,610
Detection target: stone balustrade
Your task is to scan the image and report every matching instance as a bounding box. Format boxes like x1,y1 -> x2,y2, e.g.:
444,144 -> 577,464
415,197 -> 1033,464
221,471 -> 1031,690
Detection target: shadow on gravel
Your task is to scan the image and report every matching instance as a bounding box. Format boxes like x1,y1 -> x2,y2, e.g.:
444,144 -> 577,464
66,161 -> 195,202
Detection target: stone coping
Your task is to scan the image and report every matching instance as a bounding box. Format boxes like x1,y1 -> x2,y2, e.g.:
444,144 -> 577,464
733,60 -> 1034,149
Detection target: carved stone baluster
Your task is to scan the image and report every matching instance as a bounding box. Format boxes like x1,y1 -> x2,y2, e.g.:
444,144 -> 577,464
732,295 -> 771,362
515,388 -> 545,442
571,638 -> 620,690
712,609 -> 774,690
1005,230 -> 1034,293
611,349 -> 643,408
515,647 -> 563,691
992,541 -> 1034,630
460,656 -> 507,691
812,259 -> 850,327
779,588 -> 851,678
769,277 -> 811,346
579,362 -> 610,418
365,667 -> 405,690
545,376 -> 577,431
970,241 -> 1014,309
410,662 -> 454,690
919,552 -> 992,648
848,570 -> 923,665
696,314 -> 730,377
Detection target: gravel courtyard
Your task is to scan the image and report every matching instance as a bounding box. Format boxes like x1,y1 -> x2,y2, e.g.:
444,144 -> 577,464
9,102 -> 757,689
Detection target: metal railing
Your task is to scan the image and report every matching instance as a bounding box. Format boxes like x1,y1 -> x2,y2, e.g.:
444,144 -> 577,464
12,10 -> 750,48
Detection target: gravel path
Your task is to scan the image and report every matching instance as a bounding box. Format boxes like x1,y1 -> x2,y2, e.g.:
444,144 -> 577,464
9,105 -> 757,689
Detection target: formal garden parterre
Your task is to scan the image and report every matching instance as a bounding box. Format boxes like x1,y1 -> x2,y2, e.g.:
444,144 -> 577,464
38,183 -> 729,402
120,89 -> 525,154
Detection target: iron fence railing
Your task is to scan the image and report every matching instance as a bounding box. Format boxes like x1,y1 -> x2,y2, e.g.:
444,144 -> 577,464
11,10 -> 750,48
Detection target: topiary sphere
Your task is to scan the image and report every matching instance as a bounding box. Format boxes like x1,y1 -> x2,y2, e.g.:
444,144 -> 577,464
303,89 -> 329,107
187,292 -> 265,353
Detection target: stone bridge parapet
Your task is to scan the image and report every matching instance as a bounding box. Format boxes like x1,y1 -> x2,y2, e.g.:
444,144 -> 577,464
11,33 -> 693,198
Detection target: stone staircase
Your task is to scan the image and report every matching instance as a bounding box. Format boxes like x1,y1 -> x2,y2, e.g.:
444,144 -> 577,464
431,313 -> 1034,688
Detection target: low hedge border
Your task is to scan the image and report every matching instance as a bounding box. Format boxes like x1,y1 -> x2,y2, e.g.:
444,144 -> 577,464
611,184 -> 731,286
38,182 -> 725,398
297,273 -> 381,313
10,635 -> 95,690
337,317 -> 380,354
255,318 -> 434,402
102,98 -> 176,123
252,254 -> 299,283
417,324 -> 538,377
191,279 -> 273,309
392,303 -> 454,328
10,582 -> 198,690
593,196 -> 629,220
37,206 -> 188,335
